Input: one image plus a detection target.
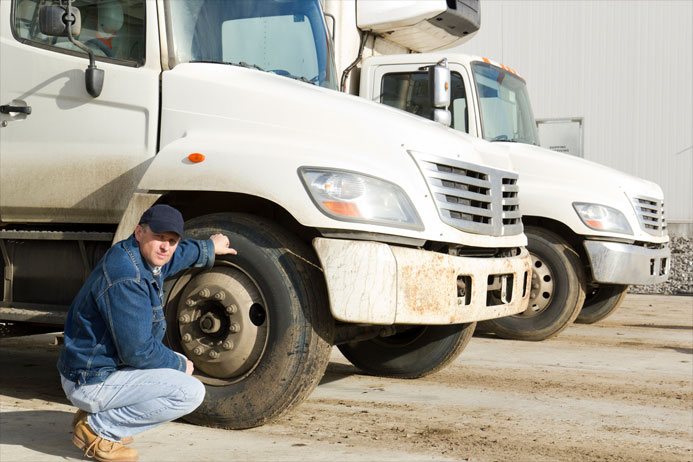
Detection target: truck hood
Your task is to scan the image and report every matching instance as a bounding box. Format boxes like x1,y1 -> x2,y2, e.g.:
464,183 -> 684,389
150,63 -> 526,248
497,142 -> 668,242
159,63 -> 515,172
506,143 -> 663,197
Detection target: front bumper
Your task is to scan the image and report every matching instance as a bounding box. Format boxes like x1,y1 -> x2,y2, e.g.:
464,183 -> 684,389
584,240 -> 670,285
313,238 -> 532,325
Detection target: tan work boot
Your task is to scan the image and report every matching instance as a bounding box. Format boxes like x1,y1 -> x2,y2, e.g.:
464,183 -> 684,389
72,418 -> 138,462
72,409 -> 134,445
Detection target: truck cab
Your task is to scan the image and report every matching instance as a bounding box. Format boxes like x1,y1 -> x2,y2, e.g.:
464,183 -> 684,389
360,52 -> 670,340
0,1 -> 531,428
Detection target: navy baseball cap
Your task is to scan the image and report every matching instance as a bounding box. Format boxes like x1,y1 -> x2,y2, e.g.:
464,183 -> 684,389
138,204 -> 184,238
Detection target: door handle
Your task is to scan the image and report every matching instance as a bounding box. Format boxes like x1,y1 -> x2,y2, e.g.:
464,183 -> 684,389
0,105 -> 32,115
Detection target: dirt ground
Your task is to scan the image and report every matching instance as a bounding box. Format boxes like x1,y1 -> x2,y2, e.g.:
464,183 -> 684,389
1,294 -> 692,462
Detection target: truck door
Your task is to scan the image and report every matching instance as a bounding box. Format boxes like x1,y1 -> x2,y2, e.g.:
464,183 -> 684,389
370,62 -> 480,138
0,0 -> 159,224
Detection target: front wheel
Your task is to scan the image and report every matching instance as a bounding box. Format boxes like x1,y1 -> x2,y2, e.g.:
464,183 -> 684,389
164,213 -> 333,429
575,284 -> 629,324
337,322 -> 475,379
478,227 -> 586,341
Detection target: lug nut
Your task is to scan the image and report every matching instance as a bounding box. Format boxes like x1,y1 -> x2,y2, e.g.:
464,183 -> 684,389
182,333 -> 192,343
209,350 -> 219,359
185,298 -> 195,307
198,288 -> 210,298
229,322 -> 240,333
193,346 -> 203,356
179,314 -> 190,324
225,304 -> 237,314
214,291 -> 225,301
222,340 -> 234,350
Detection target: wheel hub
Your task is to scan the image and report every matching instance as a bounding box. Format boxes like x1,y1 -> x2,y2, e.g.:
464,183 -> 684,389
516,253 -> 554,318
176,266 -> 268,379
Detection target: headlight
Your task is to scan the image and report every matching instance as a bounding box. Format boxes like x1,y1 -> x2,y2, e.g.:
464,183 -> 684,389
573,202 -> 633,234
299,168 -> 424,230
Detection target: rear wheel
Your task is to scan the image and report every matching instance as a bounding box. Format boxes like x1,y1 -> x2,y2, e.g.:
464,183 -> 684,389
575,284 -> 629,324
164,213 -> 333,429
337,322 -> 475,379
478,227 -> 586,341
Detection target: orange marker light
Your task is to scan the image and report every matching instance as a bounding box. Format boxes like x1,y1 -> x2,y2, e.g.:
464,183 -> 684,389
188,153 -> 205,163
482,57 -> 490,64
323,201 -> 360,217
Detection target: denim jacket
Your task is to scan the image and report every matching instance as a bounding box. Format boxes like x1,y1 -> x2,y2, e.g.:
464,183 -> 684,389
57,234 -> 214,385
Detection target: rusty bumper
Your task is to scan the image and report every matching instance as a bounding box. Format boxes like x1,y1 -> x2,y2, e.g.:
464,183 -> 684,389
313,238 -> 532,325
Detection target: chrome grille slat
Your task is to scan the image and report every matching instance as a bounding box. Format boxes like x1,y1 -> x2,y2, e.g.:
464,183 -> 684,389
431,188 -> 491,204
425,172 -> 491,189
411,151 -> 523,236
429,184 -> 489,202
503,211 -> 522,219
631,195 -> 666,236
441,202 -> 495,217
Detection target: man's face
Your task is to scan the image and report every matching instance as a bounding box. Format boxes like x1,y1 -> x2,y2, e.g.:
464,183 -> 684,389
134,225 -> 180,268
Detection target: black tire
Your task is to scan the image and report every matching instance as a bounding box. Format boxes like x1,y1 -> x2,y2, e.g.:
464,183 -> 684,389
575,284 -> 629,324
478,227 -> 586,341
164,213 -> 333,429
337,322 -> 475,379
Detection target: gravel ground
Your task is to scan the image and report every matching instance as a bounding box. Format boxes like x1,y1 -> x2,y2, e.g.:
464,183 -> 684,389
630,236 -> 693,295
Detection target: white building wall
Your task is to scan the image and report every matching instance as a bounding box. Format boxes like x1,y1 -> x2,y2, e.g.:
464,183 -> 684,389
451,0 -> 692,235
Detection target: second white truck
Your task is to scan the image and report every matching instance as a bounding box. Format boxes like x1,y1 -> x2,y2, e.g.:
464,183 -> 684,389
358,52 -> 671,340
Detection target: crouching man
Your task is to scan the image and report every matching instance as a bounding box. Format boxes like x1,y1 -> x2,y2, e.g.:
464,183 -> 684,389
57,205 -> 237,461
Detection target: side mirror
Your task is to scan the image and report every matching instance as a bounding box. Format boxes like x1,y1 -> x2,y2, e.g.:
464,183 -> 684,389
39,5 -> 81,37
428,60 -> 452,126
429,62 -> 451,109
433,108 -> 452,126
38,2 -> 103,98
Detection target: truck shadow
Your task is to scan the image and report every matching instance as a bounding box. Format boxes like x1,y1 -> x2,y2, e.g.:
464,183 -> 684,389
0,410 -> 81,460
320,361 -> 361,386
0,334 -> 68,405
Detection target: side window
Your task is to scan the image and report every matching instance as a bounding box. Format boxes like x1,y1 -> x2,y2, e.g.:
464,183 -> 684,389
380,71 -> 469,133
450,72 -> 468,133
12,0 -> 146,66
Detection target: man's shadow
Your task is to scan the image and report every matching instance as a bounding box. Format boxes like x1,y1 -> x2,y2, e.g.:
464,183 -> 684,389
0,410 -> 82,460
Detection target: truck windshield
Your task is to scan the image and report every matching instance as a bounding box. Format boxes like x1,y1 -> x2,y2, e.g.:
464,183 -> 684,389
164,0 -> 337,89
472,62 -> 538,145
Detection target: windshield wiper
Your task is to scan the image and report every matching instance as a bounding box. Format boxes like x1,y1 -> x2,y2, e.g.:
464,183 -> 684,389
295,76 -> 316,85
189,60 -> 267,72
190,60 -> 316,85
490,135 -> 519,142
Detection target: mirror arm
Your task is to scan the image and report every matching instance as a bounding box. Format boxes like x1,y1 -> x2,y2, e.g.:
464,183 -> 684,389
63,0 -> 103,97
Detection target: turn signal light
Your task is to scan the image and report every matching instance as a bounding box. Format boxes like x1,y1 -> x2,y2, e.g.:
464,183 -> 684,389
188,153 -> 205,163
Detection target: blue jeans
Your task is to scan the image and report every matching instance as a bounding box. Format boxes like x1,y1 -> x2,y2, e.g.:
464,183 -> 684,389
60,365 -> 205,442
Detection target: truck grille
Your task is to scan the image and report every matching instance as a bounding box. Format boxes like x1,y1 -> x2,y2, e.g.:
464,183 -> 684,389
410,151 -> 522,236
631,195 -> 667,236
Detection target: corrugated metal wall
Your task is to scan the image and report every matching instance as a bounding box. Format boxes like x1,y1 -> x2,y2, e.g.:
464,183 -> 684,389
452,0 -> 692,235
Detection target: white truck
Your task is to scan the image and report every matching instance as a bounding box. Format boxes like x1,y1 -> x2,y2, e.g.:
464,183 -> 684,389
356,52 -> 671,340
0,0 -> 531,428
